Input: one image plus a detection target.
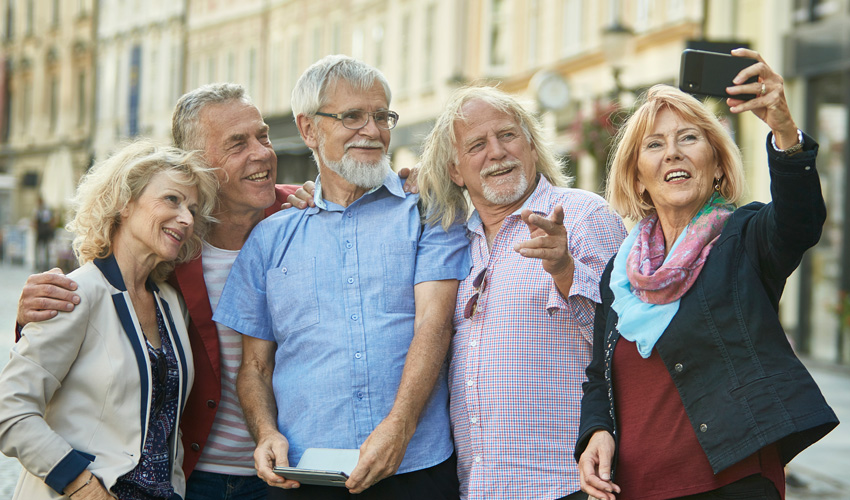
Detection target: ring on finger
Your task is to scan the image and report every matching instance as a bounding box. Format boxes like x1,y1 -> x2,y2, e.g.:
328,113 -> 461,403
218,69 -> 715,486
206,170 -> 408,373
760,82 -> 766,95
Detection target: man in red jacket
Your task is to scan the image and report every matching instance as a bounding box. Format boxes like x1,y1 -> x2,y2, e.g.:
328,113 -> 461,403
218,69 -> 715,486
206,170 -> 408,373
17,83 -> 300,499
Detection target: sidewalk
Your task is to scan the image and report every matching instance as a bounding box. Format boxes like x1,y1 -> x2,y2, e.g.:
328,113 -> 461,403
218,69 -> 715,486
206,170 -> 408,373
785,357 -> 850,499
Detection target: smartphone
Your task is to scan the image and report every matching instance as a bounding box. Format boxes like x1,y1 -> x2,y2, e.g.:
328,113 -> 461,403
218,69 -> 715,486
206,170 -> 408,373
273,466 -> 349,487
679,49 -> 759,100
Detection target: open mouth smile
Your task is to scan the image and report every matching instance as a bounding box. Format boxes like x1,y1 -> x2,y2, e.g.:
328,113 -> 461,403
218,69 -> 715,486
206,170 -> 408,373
665,170 -> 691,182
245,171 -> 271,181
163,228 -> 183,242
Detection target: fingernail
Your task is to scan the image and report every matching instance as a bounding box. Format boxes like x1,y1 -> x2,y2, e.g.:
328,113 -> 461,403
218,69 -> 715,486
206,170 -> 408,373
65,304 -> 74,311
73,296 -> 81,304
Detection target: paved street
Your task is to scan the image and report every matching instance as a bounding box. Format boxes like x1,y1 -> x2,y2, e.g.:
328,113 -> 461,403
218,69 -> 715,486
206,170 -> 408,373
0,262 -> 848,499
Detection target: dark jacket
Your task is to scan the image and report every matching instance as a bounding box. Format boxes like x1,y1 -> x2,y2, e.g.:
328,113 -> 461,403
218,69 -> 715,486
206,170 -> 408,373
576,133 -> 839,475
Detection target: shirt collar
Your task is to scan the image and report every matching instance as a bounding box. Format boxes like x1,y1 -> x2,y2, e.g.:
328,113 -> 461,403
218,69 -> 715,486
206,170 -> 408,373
309,170 -> 404,213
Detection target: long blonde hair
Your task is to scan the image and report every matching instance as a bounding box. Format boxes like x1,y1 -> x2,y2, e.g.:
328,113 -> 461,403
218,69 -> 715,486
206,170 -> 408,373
68,140 -> 219,281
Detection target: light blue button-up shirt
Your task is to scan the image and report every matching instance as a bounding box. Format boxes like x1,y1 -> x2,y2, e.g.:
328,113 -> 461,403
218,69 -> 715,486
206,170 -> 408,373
213,172 -> 470,473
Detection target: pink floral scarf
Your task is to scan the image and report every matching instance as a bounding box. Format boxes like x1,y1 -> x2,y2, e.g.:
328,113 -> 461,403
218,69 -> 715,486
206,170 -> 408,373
627,194 -> 735,305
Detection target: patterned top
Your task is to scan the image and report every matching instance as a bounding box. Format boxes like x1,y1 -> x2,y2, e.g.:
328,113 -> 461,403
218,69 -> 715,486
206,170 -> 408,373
112,307 -> 179,500
194,241 -> 256,475
449,177 -> 626,500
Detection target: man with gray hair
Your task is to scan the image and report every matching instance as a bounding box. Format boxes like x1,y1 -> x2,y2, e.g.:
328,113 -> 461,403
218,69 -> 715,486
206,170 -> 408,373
213,55 -> 468,499
417,86 -> 626,500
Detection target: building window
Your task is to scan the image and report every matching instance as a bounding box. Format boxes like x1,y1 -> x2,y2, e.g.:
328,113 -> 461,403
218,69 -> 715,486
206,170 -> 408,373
51,0 -> 60,27
562,0 -> 582,57
488,0 -> 508,68
528,0 -> 539,67
248,47 -> 256,99
332,21 -> 341,54
373,23 -> 384,69
5,0 -> 14,40
400,11 -> 411,92
77,70 -> 86,127
289,37 -> 300,90
49,76 -> 59,132
424,3 -> 436,87
25,0 -> 33,36
22,81 -> 32,132
352,25 -> 364,60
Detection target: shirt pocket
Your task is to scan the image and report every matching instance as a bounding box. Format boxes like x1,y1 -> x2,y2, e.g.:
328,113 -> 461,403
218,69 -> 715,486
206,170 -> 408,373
266,257 -> 320,334
382,240 -> 417,314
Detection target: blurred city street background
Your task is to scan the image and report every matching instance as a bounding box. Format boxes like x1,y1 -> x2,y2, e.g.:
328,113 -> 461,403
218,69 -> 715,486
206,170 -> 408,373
1,261 -> 848,497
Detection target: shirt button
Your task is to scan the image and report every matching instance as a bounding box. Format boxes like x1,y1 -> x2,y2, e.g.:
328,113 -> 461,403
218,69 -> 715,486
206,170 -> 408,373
466,379 -> 474,387
347,212 -> 353,218
699,423 -> 708,432
469,340 -> 478,347
281,267 -> 288,275
355,352 -> 362,359
474,455 -> 482,463
348,277 -> 354,284
346,241 -> 353,249
351,314 -> 359,321
674,363 -> 683,373
357,392 -> 364,399
191,443 -> 200,452
470,416 -> 478,424
206,400 -> 216,408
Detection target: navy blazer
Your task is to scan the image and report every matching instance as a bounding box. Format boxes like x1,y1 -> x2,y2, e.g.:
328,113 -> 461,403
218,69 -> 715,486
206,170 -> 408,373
576,133 -> 839,475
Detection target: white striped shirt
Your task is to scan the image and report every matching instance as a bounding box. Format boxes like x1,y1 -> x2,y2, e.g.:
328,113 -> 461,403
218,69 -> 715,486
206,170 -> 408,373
195,241 -> 256,475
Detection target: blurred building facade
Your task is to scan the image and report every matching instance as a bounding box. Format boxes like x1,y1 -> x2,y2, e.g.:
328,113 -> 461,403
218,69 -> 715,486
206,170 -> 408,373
1,0 -> 848,363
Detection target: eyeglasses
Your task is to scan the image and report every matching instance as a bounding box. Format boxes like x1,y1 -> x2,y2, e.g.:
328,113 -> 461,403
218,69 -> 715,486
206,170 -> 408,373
463,268 -> 488,320
314,109 -> 399,130
150,348 -> 168,415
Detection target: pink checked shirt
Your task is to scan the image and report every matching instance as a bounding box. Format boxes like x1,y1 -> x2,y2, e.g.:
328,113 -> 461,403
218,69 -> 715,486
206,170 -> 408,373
449,177 -> 626,500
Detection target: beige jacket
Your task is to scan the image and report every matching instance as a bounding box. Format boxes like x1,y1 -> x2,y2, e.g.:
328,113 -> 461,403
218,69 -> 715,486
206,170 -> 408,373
0,256 -> 193,499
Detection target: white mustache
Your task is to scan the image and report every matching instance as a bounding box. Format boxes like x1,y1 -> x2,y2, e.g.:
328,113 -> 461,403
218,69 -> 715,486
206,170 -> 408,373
481,160 -> 522,176
345,140 -> 385,152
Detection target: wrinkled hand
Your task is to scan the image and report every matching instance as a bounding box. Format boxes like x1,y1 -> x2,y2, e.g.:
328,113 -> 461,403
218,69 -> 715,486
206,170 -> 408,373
254,431 -> 300,489
346,416 -> 412,493
514,206 -> 574,281
579,431 -> 621,500
17,268 -> 80,327
281,181 -> 316,210
726,48 -> 798,148
398,167 -> 419,194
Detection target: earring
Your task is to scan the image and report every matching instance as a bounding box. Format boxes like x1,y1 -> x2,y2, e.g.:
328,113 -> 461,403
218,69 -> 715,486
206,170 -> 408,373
713,177 -> 721,192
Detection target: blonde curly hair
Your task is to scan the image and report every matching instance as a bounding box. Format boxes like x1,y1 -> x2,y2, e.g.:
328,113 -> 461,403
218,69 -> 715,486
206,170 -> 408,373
67,139 -> 219,282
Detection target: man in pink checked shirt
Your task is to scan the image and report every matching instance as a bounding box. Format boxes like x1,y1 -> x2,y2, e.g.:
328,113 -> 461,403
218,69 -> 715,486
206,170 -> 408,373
417,86 -> 627,500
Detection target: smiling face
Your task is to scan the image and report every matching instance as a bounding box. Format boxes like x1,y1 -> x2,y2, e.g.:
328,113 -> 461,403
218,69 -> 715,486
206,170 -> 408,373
120,170 -> 199,265
200,100 -> 277,217
449,99 -> 538,212
299,79 -> 392,187
636,107 -> 722,222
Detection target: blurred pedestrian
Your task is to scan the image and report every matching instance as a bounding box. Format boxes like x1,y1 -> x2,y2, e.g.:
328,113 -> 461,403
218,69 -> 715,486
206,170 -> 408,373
33,197 -> 55,271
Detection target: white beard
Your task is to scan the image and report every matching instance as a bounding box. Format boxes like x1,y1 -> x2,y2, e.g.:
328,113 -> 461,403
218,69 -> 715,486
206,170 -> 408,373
318,137 -> 391,189
480,160 -> 529,205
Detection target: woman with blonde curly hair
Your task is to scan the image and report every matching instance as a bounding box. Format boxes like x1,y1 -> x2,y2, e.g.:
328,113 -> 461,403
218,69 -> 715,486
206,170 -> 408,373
0,139 -> 218,500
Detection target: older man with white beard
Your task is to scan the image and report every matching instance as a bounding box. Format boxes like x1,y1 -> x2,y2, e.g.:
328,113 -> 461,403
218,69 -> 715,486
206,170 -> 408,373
213,55 -> 469,500
417,86 -> 626,500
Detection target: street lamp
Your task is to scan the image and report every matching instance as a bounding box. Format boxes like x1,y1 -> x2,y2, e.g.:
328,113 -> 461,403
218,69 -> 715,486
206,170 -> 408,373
601,21 -> 633,99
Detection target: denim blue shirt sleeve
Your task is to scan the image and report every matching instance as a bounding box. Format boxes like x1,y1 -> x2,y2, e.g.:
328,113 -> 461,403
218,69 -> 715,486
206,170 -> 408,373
213,173 -> 469,474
